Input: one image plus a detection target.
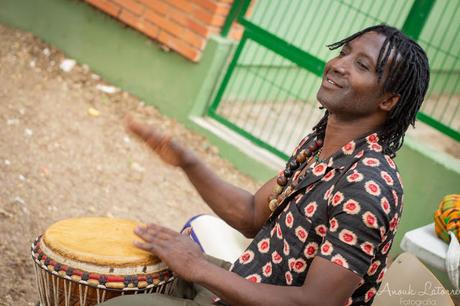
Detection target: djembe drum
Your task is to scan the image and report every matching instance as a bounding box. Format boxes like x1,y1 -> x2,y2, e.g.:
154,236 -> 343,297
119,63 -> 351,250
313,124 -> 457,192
31,217 -> 175,306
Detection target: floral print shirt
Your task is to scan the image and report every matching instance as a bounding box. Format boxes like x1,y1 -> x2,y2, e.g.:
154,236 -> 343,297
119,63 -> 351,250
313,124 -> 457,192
230,132 -> 404,305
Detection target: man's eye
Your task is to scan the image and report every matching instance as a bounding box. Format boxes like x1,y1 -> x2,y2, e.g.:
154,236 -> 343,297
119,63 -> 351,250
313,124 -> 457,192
357,61 -> 369,70
339,50 -> 346,57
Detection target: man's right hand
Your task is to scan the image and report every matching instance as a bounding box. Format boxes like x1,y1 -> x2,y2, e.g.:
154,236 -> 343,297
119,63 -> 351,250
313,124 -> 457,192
125,116 -> 195,168
125,114 -> 274,238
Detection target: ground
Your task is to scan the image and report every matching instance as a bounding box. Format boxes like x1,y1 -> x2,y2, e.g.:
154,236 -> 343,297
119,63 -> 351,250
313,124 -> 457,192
0,24 -> 258,306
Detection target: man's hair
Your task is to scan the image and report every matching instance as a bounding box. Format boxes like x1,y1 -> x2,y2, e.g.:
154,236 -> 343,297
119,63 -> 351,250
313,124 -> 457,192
313,24 -> 430,157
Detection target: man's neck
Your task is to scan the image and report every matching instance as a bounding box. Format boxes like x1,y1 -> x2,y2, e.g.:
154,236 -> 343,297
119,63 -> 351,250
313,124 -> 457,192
319,114 -> 384,160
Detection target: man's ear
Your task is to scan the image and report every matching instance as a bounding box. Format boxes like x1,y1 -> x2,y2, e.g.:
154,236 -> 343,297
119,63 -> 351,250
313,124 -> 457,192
380,93 -> 400,112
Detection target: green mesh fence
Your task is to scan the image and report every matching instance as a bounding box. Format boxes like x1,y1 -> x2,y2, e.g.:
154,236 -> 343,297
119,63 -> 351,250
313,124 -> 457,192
211,0 -> 459,160
415,0 -> 460,139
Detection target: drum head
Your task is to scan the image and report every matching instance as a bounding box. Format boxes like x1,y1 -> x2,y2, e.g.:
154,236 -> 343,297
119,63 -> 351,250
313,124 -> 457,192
43,217 -> 160,267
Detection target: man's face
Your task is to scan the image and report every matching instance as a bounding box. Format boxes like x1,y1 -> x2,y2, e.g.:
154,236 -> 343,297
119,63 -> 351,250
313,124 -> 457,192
316,31 -> 391,120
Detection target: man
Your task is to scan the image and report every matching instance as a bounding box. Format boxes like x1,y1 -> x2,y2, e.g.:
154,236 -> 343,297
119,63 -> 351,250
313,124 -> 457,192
102,24 -> 430,306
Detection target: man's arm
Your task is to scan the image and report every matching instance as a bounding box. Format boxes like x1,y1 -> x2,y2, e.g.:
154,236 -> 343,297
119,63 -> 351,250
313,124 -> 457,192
134,224 -> 362,306
181,154 -> 277,238
196,256 -> 361,306
126,117 -> 275,237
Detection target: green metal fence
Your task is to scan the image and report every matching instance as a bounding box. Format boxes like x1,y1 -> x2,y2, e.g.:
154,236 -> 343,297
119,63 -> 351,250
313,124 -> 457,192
211,0 -> 459,160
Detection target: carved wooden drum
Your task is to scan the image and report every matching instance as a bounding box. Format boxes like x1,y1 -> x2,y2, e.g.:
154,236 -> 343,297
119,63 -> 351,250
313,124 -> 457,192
31,217 -> 174,305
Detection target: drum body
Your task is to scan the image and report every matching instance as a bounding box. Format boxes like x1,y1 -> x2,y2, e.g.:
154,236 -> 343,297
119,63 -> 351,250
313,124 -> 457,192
31,217 -> 174,306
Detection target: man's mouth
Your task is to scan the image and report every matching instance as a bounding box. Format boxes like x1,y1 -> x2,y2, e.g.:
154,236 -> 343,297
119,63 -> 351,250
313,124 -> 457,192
325,76 -> 343,88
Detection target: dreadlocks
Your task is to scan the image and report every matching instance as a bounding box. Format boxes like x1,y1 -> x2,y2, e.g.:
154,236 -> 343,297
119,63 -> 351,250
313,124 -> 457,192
312,24 -> 430,157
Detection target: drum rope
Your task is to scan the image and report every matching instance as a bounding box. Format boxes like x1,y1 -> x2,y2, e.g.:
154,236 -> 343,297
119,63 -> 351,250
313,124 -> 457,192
41,270 -> 48,306
63,278 -> 67,306
78,284 -> 83,306
79,283 -> 88,306
63,278 -> 72,306
41,269 -> 48,306
40,268 -> 51,306
166,281 -> 174,295
67,280 -> 72,306
102,289 -> 107,302
53,273 -> 59,306
83,283 -> 89,306
33,263 -> 45,306
38,268 -> 47,306
97,288 -> 100,304
68,280 -> 73,306
44,269 -> 51,306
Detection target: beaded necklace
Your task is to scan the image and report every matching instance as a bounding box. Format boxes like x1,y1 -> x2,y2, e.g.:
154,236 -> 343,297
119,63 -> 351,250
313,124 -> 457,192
268,138 -> 324,212
314,147 -> 326,164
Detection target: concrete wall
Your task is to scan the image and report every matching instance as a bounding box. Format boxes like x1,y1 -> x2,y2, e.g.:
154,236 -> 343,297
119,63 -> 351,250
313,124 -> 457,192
394,140 -> 460,290
1,0 -> 459,290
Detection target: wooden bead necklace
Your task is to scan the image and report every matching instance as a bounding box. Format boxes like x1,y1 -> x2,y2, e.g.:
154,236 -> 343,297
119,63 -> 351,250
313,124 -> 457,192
268,138 -> 324,212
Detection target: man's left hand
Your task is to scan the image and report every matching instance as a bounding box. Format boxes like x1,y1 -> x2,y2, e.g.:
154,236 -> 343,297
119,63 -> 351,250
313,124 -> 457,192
133,223 -> 207,282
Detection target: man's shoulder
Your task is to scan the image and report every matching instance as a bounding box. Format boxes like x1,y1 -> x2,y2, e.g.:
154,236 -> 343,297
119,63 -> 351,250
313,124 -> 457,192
332,150 -> 403,224
341,149 -> 404,195
354,149 -> 399,174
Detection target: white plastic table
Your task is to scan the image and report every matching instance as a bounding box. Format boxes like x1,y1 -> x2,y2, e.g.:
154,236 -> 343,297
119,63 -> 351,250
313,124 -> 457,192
400,223 -> 448,272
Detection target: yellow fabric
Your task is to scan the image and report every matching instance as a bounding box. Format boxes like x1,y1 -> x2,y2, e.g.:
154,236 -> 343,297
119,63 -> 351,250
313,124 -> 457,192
434,194 -> 460,243
43,217 -> 160,267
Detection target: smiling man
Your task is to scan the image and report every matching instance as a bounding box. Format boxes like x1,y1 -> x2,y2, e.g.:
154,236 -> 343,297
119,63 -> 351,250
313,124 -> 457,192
102,24 -> 430,306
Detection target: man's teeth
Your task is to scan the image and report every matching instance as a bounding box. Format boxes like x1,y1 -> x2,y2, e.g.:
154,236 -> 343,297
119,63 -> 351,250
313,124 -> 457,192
327,79 -> 336,85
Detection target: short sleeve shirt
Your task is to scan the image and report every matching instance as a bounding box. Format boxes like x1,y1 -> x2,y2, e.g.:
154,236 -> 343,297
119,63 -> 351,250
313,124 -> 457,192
230,132 -> 404,306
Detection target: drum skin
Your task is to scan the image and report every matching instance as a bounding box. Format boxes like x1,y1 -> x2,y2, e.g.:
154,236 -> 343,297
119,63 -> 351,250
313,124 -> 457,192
31,217 -> 174,306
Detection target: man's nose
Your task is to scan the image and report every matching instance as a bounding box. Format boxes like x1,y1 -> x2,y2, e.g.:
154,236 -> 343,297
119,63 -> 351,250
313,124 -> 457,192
330,58 -> 348,75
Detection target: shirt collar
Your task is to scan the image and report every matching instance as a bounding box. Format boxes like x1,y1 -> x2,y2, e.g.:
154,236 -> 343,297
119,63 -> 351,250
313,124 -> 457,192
323,132 -> 383,170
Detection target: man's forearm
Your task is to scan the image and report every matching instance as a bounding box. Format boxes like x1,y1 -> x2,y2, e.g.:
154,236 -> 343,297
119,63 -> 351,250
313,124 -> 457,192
194,261 -> 314,306
181,153 -> 257,237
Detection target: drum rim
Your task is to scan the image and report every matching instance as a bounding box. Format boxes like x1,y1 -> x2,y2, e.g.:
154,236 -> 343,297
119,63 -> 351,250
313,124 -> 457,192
31,236 -> 175,291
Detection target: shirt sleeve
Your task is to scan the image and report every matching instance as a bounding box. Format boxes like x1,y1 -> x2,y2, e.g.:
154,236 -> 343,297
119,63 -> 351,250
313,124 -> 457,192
316,162 -> 401,277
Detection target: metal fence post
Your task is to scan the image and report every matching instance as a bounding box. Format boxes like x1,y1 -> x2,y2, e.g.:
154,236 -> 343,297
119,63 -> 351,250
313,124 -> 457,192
401,0 -> 436,40
221,0 -> 251,38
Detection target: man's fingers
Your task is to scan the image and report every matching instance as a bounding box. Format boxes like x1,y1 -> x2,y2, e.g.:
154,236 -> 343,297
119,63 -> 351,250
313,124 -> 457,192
123,114 -> 134,129
133,240 -> 156,252
126,119 -> 172,152
146,223 -> 178,236
127,120 -> 153,141
133,225 -> 172,258
145,132 -> 170,152
124,115 -> 143,136
134,226 -> 162,244
134,225 -> 175,244
125,115 -> 156,142
133,232 -> 168,251
133,240 -> 167,257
